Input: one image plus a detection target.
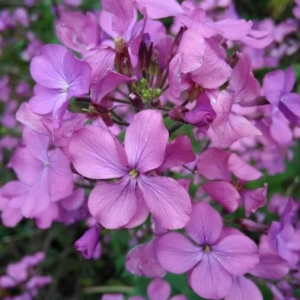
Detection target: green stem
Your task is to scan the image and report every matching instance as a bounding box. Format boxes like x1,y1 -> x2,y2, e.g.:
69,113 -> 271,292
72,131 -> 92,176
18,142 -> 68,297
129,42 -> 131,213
169,123 -> 184,135
84,285 -> 134,294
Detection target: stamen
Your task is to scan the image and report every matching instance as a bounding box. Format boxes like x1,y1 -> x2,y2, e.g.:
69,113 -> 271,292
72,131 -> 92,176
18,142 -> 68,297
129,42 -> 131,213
129,169 -> 139,179
203,245 -> 211,253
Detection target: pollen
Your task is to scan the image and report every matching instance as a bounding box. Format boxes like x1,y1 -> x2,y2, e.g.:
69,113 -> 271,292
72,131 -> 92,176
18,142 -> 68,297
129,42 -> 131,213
203,245 -> 211,253
129,169 -> 139,179
44,161 -> 50,167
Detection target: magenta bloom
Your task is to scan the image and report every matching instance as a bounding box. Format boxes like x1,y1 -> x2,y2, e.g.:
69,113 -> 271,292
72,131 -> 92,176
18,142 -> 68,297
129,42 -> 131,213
9,128 -> 73,217
126,237 -> 166,278
0,251 -> 50,297
156,202 -> 259,299
197,147 -> 267,215
75,226 -> 101,259
29,44 -> 91,127
69,110 -> 193,229
267,199 -> 300,266
129,278 -> 187,300
224,276 -> 263,300
263,67 -> 300,127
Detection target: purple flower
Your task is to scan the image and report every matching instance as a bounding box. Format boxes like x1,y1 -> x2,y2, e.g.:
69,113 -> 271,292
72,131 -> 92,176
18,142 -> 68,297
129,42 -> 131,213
9,128 -> 73,217
197,147 -> 267,215
263,67 -> 300,127
55,11 -> 100,53
126,237 -> 166,278
136,0 -> 252,41
69,110 -> 193,229
128,278 -> 187,300
168,34 -> 232,98
224,276 -> 263,300
75,226 -> 101,259
29,44 -> 91,127
0,251 -> 50,296
267,199 -> 300,266
156,202 -> 259,299
0,181 -> 25,227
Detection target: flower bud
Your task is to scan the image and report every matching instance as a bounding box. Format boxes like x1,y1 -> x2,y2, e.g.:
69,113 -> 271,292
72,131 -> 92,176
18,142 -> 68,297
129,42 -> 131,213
75,226 -> 101,259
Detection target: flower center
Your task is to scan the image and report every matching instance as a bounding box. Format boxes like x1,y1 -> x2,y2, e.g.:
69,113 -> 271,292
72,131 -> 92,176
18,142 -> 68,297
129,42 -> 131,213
129,169 -> 139,179
203,244 -> 211,253
44,161 -> 50,167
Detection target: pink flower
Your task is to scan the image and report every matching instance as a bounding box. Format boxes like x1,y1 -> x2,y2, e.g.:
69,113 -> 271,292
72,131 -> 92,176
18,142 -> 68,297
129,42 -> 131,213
156,202 -> 259,299
263,67 -> 300,127
267,199 -> 300,266
224,276 -> 263,300
75,226 -> 101,259
128,278 -> 187,300
126,237 -> 166,278
197,147 -> 267,215
69,110 -> 194,229
9,128 -> 73,217
29,44 -> 91,127
135,0 -> 252,41
55,11 -> 100,53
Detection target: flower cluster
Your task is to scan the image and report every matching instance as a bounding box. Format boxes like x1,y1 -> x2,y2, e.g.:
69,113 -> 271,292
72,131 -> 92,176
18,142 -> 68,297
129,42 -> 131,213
0,252 -> 51,300
1,0 -> 300,299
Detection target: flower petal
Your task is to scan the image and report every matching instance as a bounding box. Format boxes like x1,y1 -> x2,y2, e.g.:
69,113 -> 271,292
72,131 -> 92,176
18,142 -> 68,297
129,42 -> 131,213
156,232 -> 202,274
30,44 -> 68,89
157,135 -> 196,172
191,39 -> 232,89
91,71 -> 132,105
228,153 -> 262,181
63,50 -> 91,97
241,184 -> 267,217
69,126 -> 127,179
213,19 -> 252,40
202,181 -> 240,213
102,0 -> 134,37
185,202 -> 223,245
147,278 -> 170,300
177,29 -> 205,74
124,188 -> 149,228
88,177 -> 137,229
126,237 -> 166,278
125,110 -> 168,173
22,128 -> 50,162
197,147 -> 231,181
138,175 -> 191,229
135,0 -> 184,19
224,276 -> 263,300
47,149 -> 74,200
29,85 -> 61,115
9,147 -> 44,186
83,46 -> 115,83
279,93 -> 300,127
189,254 -> 232,299
249,252 -> 289,280
214,234 -> 259,275
230,52 -> 260,105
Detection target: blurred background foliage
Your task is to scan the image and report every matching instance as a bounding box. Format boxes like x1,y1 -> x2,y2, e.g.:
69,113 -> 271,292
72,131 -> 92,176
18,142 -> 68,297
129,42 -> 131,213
0,0 -> 300,299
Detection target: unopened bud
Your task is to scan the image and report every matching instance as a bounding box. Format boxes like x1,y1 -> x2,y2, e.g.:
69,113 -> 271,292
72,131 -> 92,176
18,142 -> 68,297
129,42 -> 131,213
128,92 -> 144,110
239,219 -> 268,232
168,106 -> 188,122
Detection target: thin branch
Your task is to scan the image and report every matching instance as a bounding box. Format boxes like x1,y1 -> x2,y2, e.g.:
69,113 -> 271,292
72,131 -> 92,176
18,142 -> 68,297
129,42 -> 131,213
84,286 -> 134,294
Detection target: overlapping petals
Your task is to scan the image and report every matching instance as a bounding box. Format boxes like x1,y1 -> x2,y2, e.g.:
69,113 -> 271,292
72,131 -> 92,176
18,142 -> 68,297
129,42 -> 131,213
69,110 -> 193,229
156,202 -> 259,299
